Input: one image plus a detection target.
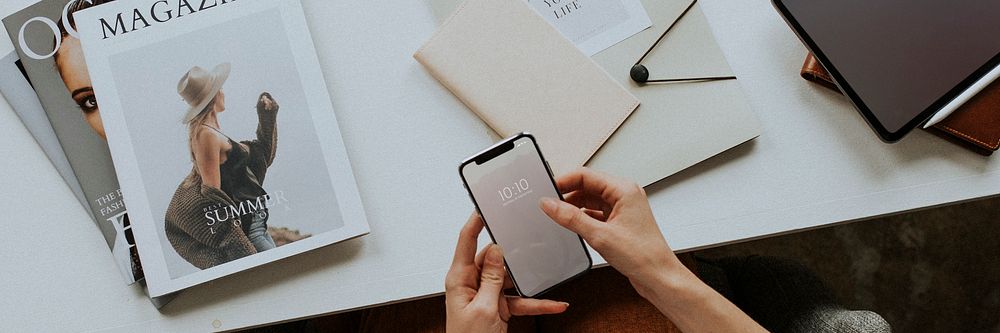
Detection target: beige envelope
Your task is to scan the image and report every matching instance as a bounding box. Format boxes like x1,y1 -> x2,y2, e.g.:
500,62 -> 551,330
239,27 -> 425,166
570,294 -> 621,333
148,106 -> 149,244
586,0 -> 761,186
414,0 -> 640,176
423,0 -> 761,186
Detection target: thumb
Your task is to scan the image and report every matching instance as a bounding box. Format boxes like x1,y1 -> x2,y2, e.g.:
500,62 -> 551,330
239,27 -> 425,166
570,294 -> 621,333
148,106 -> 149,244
472,244 -> 506,308
540,197 -> 603,239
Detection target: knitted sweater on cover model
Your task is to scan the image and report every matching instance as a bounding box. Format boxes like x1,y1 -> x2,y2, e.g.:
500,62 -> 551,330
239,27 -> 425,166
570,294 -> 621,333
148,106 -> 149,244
164,101 -> 278,269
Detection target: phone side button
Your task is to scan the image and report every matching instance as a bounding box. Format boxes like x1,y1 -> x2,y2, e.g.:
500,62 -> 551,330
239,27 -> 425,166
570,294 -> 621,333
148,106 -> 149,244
544,161 -> 554,178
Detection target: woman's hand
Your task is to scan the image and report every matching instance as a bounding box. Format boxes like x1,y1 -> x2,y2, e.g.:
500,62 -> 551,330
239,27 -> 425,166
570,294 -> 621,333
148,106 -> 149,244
538,168 -> 689,293
445,214 -> 569,332
257,92 -> 278,112
539,168 -> 767,333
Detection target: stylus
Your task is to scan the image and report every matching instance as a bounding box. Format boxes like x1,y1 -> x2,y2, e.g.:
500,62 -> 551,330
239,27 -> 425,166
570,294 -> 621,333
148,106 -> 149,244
924,62 -> 1000,128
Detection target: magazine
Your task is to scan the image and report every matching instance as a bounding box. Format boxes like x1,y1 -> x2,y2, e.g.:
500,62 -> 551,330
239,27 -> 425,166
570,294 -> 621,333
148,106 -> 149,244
74,0 -> 370,297
3,0 -> 142,284
0,51 -> 90,214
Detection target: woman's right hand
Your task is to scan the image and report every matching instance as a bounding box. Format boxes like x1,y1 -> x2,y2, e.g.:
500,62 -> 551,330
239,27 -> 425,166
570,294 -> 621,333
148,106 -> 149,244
541,168 -> 768,333
258,92 -> 278,112
538,168 -> 691,294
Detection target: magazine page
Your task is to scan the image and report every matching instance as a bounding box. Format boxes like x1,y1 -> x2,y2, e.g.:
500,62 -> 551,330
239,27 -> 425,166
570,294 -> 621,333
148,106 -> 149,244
75,0 -> 370,297
3,0 -> 142,284
0,51 -> 90,214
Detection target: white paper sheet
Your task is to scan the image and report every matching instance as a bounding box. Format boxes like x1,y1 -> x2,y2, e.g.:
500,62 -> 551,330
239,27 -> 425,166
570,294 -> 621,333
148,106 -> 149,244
526,0 -> 652,55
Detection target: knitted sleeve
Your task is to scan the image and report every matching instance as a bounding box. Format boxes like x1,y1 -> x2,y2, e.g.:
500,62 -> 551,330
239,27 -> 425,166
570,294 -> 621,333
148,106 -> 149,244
165,180 -> 256,255
243,93 -> 278,183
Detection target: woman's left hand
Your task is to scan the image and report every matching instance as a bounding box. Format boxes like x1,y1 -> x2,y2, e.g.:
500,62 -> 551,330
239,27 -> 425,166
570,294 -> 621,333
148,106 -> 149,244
445,214 -> 569,332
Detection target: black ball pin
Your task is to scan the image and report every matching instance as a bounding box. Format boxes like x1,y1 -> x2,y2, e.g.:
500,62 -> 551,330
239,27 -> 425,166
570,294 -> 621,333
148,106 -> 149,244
630,64 -> 649,83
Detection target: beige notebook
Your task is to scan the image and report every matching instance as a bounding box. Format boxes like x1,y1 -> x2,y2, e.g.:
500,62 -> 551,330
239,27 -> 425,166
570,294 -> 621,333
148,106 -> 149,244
413,0 -> 639,175
424,0 -> 762,187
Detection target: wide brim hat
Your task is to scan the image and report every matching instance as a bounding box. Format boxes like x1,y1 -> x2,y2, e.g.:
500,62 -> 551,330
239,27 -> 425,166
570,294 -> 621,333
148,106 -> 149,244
178,63 -> 230,123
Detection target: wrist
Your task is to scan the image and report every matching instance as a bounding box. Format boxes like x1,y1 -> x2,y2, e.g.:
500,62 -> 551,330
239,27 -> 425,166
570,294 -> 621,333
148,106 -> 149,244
632,251 -> 687,288
632,261 -> 719,319
628,253 -> 701,304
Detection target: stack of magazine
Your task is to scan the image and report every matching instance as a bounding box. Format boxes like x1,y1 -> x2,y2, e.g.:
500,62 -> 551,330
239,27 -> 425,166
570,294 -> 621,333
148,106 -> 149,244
1,0 -> 369,307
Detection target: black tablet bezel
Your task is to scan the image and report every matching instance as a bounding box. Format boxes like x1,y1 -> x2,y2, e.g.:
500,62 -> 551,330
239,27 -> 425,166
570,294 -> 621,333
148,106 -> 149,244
772,0 -> 1000,142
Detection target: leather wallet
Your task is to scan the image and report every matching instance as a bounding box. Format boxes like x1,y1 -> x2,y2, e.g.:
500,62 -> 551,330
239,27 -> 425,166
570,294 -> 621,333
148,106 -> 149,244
801,53 -> 1000,156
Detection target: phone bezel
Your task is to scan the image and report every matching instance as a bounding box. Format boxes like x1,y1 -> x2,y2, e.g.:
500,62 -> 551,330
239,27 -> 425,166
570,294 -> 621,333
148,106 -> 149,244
458,132 -> 593,298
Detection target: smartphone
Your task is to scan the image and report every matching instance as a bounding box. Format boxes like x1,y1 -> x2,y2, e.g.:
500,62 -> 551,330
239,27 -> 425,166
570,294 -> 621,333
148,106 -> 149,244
459,133 -> 592,297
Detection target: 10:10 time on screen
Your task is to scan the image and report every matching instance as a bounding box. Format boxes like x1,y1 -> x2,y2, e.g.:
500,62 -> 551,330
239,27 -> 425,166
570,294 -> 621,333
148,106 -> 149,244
499,178 -> 531,201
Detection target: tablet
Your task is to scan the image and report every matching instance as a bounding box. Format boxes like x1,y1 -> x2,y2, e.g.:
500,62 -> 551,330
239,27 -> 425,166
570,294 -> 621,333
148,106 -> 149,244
772,0 -> 1000,142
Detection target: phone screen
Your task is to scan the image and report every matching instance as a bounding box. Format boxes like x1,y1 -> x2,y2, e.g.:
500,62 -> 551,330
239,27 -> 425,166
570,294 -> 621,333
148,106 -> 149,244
461,135 -> 591,296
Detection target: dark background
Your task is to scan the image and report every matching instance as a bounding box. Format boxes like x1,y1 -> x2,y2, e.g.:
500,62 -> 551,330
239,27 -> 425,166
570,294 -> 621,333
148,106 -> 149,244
245,195 -> 1000,332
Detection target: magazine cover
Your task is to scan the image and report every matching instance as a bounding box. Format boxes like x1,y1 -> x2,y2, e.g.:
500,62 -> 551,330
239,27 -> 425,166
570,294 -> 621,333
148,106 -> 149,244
0,51 -> 90,214
3,0 -> 142,284
75,0 -> 370,297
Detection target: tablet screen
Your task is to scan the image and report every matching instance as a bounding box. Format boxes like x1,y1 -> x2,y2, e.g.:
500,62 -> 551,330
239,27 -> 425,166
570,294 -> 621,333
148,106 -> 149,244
777,0 -> 1000,137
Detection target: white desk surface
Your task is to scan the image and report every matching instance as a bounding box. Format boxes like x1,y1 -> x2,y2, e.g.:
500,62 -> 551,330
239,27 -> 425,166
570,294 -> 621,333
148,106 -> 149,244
1,0 -> 997,331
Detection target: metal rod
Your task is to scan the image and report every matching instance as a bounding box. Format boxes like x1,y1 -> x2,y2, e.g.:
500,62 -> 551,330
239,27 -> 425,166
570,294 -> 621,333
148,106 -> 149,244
644,76 -> 737,83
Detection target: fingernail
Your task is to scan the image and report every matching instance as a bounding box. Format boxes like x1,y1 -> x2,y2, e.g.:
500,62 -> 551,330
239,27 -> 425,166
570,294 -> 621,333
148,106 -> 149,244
540,197 -> 557,211
487,244 -> 503,265
560,302 -> 570,308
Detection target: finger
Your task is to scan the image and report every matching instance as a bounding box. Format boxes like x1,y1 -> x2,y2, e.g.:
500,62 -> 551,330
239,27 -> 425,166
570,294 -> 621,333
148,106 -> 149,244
540,197 -> 605,239
498,292 -> 512,322
555,168 -> 628,204
474,247 -> 514,289
475,245 -> 488,268
583,208 -> 605,221
507,297 -> 570,316
446,214 -> 484,292
563,191 -> 612,217
471,244 -> 506,308
451,214 -> 484,269
445,215 -> 486,297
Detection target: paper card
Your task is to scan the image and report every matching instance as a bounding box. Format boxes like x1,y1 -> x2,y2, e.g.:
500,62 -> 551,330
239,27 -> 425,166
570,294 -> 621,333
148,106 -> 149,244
526,0 -> 651,55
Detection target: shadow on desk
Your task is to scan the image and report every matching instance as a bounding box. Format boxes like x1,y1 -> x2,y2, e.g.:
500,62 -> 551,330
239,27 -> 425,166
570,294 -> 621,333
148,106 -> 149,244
156,236 -> 366,315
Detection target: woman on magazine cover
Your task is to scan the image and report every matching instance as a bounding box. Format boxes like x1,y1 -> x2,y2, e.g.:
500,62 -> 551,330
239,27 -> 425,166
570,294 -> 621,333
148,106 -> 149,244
165,63 -> 281,269
55,0 -> 115,140
55,0 -> 146,280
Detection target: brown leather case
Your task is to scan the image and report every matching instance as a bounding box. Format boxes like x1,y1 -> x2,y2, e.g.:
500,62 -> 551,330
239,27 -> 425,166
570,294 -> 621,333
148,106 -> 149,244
801,53 -> 999,156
